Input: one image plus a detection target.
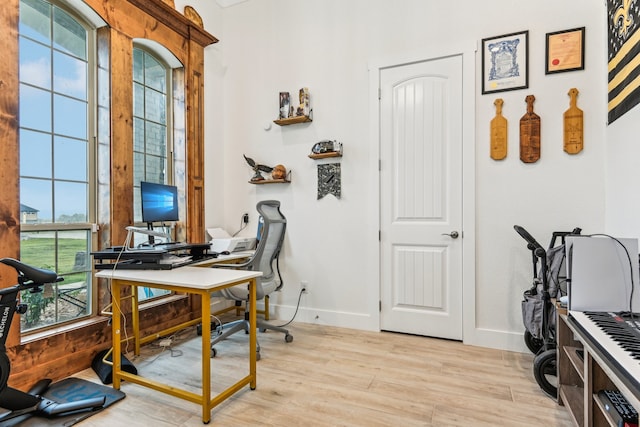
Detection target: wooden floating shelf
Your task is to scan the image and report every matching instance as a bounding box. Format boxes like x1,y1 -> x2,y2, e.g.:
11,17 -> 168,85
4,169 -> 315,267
308,151 -> 342,159
273,115 -> 312,126
249,179 -> 290,185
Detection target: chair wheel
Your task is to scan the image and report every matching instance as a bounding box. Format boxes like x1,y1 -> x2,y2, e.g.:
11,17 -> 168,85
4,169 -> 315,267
259,328 -> 267,333
210,347 -> 217,358
285,334 -> 293,343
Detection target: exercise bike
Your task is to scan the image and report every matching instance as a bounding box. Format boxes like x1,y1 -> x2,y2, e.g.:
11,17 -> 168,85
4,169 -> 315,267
0,258 -> 106,424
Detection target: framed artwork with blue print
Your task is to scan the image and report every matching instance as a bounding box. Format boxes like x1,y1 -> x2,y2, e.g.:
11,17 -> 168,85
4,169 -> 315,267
482,30 -> 529,94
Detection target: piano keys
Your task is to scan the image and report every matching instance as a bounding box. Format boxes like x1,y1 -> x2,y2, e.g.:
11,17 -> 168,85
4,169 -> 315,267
568,310 -> 640,393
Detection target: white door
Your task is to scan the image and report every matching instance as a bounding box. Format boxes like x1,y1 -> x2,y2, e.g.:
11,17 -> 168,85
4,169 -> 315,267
379,54 -> 463,340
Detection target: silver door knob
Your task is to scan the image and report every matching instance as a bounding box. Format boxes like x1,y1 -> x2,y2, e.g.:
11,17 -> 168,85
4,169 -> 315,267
441,231 -> 459,239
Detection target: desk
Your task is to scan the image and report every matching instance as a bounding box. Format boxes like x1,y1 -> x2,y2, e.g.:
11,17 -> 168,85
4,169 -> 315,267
95,266 -> 261,424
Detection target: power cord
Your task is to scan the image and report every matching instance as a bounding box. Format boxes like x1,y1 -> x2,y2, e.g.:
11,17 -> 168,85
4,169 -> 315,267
101,232 -> 133,356
273,287 -> 304,328
587,234 -> 635,319
231,213 -> 250,237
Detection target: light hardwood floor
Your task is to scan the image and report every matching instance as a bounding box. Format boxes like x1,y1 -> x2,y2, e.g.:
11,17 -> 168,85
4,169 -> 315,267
75,321 -> 571,426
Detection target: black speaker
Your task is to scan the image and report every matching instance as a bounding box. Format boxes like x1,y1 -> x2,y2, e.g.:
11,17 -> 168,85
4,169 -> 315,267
91,349 -> 137,384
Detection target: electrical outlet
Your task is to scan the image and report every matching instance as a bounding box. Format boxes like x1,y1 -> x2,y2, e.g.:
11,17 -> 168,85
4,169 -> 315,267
159,338 -> 172,347
300,280 -> 309,293
242,213 -> 249,224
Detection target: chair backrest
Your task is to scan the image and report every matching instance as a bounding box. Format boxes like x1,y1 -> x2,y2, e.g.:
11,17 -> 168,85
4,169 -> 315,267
248,200 -> 286,296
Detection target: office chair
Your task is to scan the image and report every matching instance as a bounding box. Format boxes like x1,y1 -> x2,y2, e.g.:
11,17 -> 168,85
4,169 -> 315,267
209,200 -> 292,359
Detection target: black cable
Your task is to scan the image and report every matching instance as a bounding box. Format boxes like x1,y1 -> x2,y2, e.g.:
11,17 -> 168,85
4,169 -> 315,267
231,215 -> 248,237
587,234 -> 635,318
273,287 -> 304,328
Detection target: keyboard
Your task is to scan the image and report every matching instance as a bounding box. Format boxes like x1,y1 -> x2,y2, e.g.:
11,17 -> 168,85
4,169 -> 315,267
568,311 -> 640,391
158,254 -> 192,267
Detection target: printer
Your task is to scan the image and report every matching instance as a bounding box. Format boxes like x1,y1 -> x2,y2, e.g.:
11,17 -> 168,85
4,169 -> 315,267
207,227 -> 256,253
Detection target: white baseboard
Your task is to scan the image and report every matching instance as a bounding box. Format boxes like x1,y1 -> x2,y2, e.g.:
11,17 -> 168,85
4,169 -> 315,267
272,305 -> 378,332
272,304 -> 529,353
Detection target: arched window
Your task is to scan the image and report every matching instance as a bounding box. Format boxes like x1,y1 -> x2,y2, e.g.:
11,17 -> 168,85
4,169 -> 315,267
133,45 -> 173,224
18,0 -> 98,331
132,43 -> 184,301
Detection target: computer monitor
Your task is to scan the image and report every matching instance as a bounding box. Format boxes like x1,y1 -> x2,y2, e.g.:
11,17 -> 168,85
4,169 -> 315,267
140,181 -> 179,244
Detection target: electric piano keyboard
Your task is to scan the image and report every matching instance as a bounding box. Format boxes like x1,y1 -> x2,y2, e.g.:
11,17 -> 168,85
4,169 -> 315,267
568,310 -> 640,395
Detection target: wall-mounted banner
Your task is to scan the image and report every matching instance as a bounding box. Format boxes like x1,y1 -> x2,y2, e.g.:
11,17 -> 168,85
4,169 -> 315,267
317,163 -> 341,200
608,0 -> 640,124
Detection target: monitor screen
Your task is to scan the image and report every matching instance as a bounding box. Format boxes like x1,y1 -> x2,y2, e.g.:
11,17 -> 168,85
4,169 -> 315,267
140,181 -> 179,224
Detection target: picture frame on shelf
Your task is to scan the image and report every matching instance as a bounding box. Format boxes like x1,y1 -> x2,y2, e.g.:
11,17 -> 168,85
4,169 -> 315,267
545,27 -> 585,74
481,30 -> 529,94
279,92 -> 290,119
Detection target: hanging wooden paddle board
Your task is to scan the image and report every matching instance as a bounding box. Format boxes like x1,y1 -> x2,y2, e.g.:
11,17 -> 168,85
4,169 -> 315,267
563,88 -> 583,154
519,95 -> 540,163
490,98 -> 507,160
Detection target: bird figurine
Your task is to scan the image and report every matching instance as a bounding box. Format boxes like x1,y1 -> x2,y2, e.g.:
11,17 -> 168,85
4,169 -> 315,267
244,154 -> 273,181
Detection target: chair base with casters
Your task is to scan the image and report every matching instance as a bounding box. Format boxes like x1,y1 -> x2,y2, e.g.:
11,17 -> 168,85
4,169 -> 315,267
0,258 -> 106,424
210,309 -> 293,360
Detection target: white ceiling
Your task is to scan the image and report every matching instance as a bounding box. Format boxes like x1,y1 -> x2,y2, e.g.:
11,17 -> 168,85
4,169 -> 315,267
215,0 -> 248,8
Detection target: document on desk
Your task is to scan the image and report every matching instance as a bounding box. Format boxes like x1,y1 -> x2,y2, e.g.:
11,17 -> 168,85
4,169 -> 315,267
158,254 -> 192,268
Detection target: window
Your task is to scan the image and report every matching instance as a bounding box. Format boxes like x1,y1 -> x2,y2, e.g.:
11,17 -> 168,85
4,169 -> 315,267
133,47 -> 172,220
18,0 -> 95,331
132,45 -> 173,300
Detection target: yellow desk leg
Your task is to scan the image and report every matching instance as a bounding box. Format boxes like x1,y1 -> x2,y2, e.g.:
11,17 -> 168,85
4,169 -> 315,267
201,290 -> 212,423
112,279 -> 122,390
249,277 -> 257,390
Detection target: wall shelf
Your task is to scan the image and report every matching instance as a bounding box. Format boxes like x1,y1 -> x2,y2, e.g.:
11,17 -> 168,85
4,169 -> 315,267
308,151 -> 342,159
273,115 -> 312,126
249,171 -> 291,184
249,178 -> 290,184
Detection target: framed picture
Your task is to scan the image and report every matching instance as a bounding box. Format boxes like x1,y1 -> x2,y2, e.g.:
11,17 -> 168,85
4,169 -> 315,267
481,30 -> 529,94
545,27 -> 585,74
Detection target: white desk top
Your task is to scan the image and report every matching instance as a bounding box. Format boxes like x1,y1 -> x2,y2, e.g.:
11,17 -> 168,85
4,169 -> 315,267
96,266 -> 261,290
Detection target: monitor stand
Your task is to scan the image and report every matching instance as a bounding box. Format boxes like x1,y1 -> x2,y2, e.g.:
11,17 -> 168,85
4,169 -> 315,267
147,222 -> 155,245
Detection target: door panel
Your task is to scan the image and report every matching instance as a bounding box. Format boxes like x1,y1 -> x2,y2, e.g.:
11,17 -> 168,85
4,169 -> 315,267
380,55 -> 463,340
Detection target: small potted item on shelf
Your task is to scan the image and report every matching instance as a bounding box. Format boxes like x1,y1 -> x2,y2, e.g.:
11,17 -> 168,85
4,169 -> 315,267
309,140 -> 343,158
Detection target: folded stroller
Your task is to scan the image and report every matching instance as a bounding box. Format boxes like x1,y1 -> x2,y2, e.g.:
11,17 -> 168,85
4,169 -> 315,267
514,225 -> 581,399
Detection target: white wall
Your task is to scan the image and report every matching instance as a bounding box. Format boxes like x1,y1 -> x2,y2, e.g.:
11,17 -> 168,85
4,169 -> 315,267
606,107 -> 640,238
177,0 -> 611,351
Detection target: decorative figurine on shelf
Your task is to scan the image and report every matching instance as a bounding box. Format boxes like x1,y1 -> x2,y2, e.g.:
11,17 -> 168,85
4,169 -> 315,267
244,154 -> 273,181
311,139 -> 342,155
296,87 -> 310,117
271,164 -> 287,180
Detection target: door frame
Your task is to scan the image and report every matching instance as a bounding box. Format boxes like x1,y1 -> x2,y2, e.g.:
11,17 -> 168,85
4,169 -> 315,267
367,41 -> 477,343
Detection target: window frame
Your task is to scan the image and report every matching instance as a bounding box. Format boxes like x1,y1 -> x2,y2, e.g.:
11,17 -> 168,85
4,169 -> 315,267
18,0 -> 99,334
132,43 -> 177,302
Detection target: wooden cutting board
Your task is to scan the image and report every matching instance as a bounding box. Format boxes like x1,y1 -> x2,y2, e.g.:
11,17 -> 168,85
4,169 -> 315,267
519,95 -> 540,163
563,88 -> 583,154
490,98 -> 507,160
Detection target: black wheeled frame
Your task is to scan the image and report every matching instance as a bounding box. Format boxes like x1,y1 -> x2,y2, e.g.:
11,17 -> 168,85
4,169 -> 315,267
0,258 -> 105,424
